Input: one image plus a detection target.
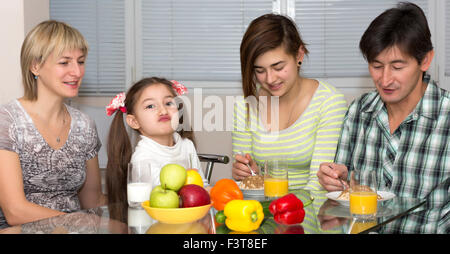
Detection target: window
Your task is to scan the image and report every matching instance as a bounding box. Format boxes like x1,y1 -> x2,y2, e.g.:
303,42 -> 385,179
432,0 -> 449,91
50,0 -> 442,96
50,0 -> 128,96
139,0 -> 272,82
294,0 -> 428,78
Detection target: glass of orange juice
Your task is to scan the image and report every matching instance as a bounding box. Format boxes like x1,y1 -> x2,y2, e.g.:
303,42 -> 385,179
349,170 -> 378,220
264,160 -> 288,200
349,218 -> 377,234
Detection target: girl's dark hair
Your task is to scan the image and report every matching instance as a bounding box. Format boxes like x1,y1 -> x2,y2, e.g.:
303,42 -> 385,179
106,77 -> 195,209
240,13 -> 309,98
359,2 -> 433,64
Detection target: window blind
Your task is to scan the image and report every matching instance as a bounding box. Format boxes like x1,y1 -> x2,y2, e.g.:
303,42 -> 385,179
139,0 -> 272,82
50,0 -> 127,96
49,0 -> 434,94
446,0 -> 450,76
295,0 -> 428,78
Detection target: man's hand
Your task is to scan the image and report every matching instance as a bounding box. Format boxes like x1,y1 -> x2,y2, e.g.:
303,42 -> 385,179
317,199 -> 349,231
317,162 -> 349,192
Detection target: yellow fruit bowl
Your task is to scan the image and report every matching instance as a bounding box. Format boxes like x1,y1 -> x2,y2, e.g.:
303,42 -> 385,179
141,201 -> 212,224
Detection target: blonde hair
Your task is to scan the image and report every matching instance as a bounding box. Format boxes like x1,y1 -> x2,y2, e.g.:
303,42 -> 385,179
20,20 -> 89,100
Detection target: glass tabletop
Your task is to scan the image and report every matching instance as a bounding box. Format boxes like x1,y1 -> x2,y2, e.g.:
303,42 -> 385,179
317,194 -> 426,234
0,189 -> 425,234
236,189 -> 426,234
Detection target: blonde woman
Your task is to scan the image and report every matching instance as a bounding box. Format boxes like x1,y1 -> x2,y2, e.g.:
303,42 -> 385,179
0,20 -> 105,229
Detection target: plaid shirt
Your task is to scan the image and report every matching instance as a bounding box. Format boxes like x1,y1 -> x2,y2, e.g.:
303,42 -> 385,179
335,76 -> 449,233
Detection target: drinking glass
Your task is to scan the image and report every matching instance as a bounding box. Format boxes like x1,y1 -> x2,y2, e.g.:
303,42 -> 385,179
128,207 -> 154,234
348,218 -> 378,234
127,160 -> 152,208
264,159 -> 289,200
349,170 -> 378,220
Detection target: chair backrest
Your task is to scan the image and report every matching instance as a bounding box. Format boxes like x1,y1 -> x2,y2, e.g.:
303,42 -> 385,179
197,154 -> 229,184
71,104 -> 113,168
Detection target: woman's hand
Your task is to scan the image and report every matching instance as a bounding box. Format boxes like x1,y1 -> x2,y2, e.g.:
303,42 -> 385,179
78,156 -> 106,209
232,153 -> 259,181
0,225 -> 21,234
317,162 -> 349,192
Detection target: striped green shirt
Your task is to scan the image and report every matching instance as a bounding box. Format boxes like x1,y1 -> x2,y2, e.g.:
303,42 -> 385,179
232,81 -> 347,205
335,76 -> 450,233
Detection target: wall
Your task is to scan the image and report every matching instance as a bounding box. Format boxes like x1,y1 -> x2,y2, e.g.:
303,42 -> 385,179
2,1 -> 374,185
24,0 -> 49,35
0,0 -> 49,105
0,1 -> 24,104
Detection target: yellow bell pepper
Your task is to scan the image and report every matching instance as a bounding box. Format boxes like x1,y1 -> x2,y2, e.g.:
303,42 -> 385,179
223,200 -> 264,233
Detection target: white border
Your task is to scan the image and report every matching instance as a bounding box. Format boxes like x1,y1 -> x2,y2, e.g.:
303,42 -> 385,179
436,0 -> 449,90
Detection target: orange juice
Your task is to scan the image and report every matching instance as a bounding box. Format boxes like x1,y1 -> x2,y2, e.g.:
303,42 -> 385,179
350,220 -> 377,234
264,177 -> 288,197
349,191 -> 377,215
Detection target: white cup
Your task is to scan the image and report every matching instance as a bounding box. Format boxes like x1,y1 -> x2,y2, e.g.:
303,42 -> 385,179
127,207 -> 154,234
127,160 -> 152,208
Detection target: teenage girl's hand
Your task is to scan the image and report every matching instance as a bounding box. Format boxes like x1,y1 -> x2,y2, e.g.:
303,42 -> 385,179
232,153 -> 259,181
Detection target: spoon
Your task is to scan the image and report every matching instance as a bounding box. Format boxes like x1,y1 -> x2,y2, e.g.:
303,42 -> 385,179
330,163 -> 348,191
338,177 -> 347,191
239,152 -> 256,176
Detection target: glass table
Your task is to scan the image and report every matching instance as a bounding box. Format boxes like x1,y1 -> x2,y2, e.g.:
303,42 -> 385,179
0,189 -> 425,234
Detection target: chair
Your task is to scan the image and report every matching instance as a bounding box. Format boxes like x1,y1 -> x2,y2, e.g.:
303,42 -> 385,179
198,154 -> 230,184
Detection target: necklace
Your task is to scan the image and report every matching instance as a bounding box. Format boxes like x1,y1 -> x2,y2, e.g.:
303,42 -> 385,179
56,109 -> 67,143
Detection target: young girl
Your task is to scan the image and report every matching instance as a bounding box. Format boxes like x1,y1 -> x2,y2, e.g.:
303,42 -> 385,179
105,77 -> 207,208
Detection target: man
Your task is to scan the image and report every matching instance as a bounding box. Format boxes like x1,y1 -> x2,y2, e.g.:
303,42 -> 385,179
318,2 -> 449,233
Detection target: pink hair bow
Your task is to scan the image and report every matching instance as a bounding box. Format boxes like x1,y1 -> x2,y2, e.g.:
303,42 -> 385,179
171,80 -> 188,95
106,92 -> 127,116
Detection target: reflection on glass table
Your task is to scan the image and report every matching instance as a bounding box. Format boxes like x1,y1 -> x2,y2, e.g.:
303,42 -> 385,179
111,203 -> 216,234
318,196 -> 426,234
128,207 -> 153,234
0,190 -> 425,234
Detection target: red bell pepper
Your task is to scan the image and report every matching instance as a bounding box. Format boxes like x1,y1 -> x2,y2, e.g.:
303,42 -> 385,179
269,193 -> 305,225
275,225 -> 305,234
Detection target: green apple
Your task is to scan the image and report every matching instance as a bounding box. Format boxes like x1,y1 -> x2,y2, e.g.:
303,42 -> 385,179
160,163 -> 187,191
149,185 -> 179,208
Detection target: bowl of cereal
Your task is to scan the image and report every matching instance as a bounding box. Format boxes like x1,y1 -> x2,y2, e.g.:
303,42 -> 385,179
238,175 -> 265,200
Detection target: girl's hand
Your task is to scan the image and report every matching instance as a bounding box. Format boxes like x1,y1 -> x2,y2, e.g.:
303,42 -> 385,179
232,153 -> 259,181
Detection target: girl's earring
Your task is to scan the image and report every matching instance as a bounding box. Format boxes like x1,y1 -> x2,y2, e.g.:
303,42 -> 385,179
34,75 -> 38,80
298,61 -> 302,66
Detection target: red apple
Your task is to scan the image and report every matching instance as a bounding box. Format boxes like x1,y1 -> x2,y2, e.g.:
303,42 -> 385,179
179,184 -> 210,208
